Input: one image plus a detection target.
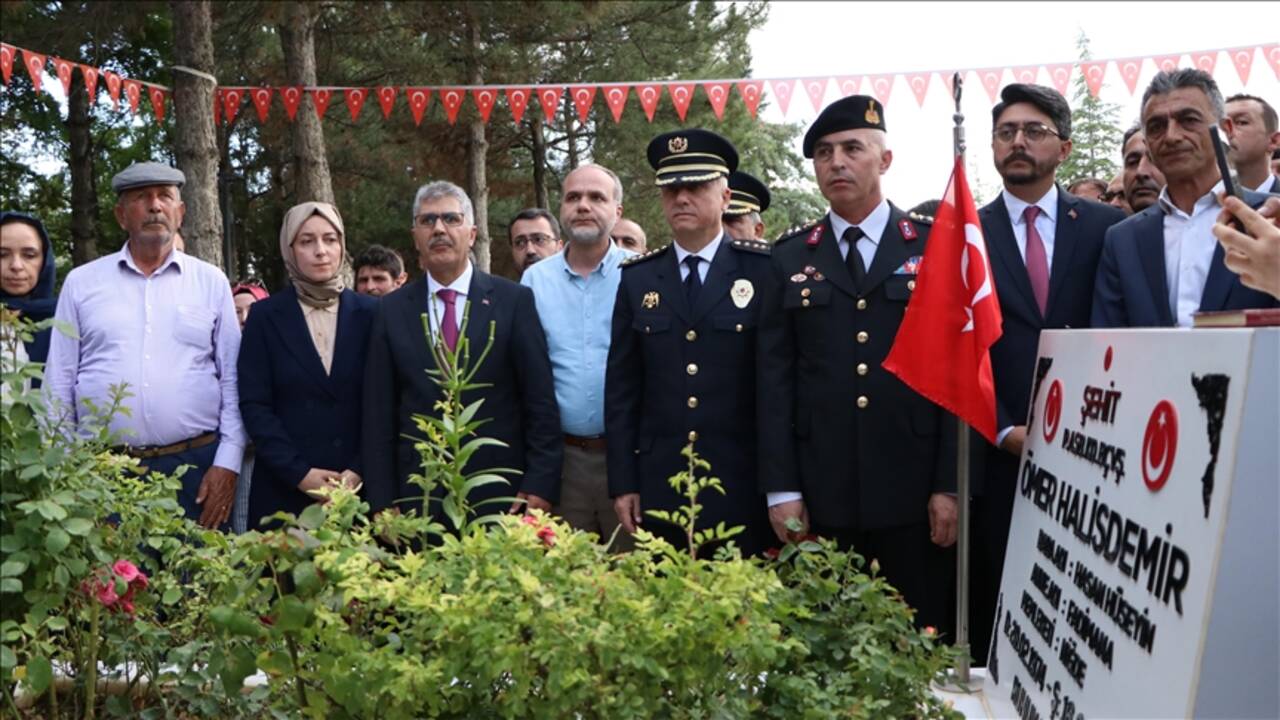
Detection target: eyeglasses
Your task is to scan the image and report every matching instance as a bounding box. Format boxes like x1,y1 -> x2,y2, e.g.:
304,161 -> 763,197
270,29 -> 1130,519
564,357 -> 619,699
511,233 -> 555,250
1099,191 -> 1120,203
993,122 -> 1061,144
414,212 -> 466,229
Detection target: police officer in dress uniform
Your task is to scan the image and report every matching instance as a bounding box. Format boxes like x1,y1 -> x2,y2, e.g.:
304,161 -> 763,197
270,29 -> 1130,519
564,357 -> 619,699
723,171 -> 771,242
606,129 -> 774,557
757,96 -> 957,628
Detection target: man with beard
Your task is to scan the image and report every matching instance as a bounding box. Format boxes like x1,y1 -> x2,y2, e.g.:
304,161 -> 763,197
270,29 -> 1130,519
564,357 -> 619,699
756,96 -> 955,629
362,181 -> 561,523
612,218 -> 648,253
607,129 -> 773,557
1223,94 -> 1280,194
1093,70 -> 1279,328
508,208 -> 563,277
1121,124 -> 1167,213
972,83 -> 1125,662
521,164 -> 635,550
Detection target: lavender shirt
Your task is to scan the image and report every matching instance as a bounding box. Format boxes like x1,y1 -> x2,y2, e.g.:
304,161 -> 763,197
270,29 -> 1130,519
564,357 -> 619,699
45,244 -> 246,472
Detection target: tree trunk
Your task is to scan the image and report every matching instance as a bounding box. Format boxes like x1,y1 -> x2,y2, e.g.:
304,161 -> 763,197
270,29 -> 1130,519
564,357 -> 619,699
464,14 -> 490,272
279,1 -> 334,204
65,69 -> 99,267
170,0 -> 224,270
531,113 -> 549,209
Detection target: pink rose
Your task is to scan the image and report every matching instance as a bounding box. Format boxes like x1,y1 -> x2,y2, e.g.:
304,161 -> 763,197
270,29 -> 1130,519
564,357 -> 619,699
94,579 -> 118,608
112,559 -> 141,584
536,525 -> 556,547
521,514 -> 539,527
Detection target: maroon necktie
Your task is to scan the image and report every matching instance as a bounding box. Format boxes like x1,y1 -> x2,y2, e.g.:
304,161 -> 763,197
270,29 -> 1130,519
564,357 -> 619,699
437,288 -> 459,351
1023,206 -> 1049,315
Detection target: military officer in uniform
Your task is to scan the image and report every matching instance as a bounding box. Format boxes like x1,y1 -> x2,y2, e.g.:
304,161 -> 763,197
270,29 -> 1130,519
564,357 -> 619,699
756,96 -> 957,627
606,129 -> 773,557
723,170 -> 771,242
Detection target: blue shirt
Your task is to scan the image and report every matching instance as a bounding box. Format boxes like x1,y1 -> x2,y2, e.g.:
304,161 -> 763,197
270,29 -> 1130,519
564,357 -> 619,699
521,242 -> 634,436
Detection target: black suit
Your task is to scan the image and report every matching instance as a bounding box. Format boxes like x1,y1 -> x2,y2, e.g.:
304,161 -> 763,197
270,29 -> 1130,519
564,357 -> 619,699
605,234 -> 773,556
971,190 -> 1125,662
362,271 -> 562,520
757,204 -> 954,627
238,288 -> 378,528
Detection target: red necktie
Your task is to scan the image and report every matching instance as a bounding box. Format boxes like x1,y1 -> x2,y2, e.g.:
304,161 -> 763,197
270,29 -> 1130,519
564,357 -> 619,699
437,288 -> 459,351
1023,206 -> 1049,315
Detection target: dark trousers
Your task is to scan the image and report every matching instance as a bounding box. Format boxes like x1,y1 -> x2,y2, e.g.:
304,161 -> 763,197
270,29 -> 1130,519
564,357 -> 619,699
812,521 -> 952,633
136,440 -> 228,532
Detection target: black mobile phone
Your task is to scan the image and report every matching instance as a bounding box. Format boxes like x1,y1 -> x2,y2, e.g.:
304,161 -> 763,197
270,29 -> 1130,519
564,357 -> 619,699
1210,126 -> 1245,201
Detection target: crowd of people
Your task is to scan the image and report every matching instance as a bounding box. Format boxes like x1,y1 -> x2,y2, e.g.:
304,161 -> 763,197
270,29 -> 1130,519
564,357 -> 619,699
3,67 -> 1278,659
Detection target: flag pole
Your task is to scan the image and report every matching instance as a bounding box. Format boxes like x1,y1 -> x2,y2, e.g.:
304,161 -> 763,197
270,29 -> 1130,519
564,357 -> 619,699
947,70 -> 982,692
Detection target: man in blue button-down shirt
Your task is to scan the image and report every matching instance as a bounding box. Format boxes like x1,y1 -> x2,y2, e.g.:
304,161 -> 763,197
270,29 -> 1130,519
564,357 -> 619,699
521,163 -> 634,549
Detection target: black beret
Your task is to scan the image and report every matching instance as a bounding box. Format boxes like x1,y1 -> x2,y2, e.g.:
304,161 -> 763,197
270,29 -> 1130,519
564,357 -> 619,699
726,171 -> 770,215
802,95 -> 886,158
647,128 -> 739,186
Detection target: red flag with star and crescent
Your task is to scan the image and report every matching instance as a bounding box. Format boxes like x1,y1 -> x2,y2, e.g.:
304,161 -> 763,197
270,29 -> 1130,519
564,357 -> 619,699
883,155 -> 1003,443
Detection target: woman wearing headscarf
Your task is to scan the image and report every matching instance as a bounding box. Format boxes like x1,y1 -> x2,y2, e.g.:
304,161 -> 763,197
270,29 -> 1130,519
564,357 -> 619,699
1,211 -> 58,378
237,202 -> 377,528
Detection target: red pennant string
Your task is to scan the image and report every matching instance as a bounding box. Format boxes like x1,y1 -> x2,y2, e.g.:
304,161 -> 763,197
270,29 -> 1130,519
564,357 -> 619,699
1116,58 -> 1143,95
472,87 -> 497,123
867,74 -> 894,105
1190,51 -> 1218,75
703,81 -> 731,119
221,86 -> 242,122
802,77 -> 828,112
376,86 -> 397,119
636,84 -> 662,121
22,49 -> 46,93
906,72 -> 931,107
345,87 -> 368,121
52,57 -> 73,95
148,86 -> 166,123
1153,55 -> 1181,73
505,86 -> 531,124
104,70 -> 121,106
123,79 -> 142,113
537,86 -> 563,124
0,44 -> 14,86
1080,61 -> 1107,98
405,87 -> 431,126
602,85 -> 629,123
1229,47 -> 1254,85
80,64 -> 99,102
1012,66 -> 1039,85
940,71 -> 958,99
668,83 -> 695,121
280,86 -> 303,121
1044,63 -> 1073,95
835,76 -> 862,97
570,85 -> 596,124
310,88 -> 333,120
1264,44 -> 1280,81
250,87 -> 273,123
439,87 -> 465,124
769,79 -> 794,116
977,68 -> 1003,103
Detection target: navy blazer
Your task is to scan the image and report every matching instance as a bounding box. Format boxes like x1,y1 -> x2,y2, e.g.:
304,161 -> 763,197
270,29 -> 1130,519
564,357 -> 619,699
1092,188 -> 1278,328
238,288 -> 378,528
980,190 -> 1126,434
361,271 -> 562,517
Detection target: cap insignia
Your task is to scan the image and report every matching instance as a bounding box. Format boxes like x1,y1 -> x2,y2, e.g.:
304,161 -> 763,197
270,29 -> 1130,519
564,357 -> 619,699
865,100 -> 880,125
668,136 -> 689,154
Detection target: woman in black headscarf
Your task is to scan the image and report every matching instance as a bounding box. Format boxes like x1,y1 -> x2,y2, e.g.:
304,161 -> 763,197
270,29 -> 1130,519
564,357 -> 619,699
1,211 -> 58,371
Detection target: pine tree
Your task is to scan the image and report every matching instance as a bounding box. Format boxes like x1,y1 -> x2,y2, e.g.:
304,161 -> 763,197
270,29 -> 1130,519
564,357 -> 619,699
1058,31 -> 1123,188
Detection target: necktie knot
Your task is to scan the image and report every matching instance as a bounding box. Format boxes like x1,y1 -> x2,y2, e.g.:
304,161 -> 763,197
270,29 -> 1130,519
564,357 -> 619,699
1023,205 -> 1041,224
683,255 -> 702,273
844,227 -> 867,284
437,288 -> 458,305
683,255 -> 703,305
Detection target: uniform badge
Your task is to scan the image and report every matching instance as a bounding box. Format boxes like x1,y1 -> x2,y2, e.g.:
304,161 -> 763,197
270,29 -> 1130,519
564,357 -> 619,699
668,136 -> 688,153
730,278 -> 754,308
1068,208 -> 1079,220
803,265 -> 817,275
899,219 -> 918,241
865,99 -> 881,125
642,291 -> 660,309
806,226 -> 822,246
813,272 -> 825,281
790,273 -> 807,283
895,256 -> 923,274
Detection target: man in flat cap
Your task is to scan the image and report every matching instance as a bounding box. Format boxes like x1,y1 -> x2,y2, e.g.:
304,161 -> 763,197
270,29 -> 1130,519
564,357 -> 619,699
972,83 -> 1125,660
756,96 -> 955,627
606,128 -> 773,557
723,170 -> 771,242
46,162 -> 246,530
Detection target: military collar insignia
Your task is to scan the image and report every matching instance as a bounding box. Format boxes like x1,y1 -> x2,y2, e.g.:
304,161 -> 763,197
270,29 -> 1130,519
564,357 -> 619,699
899,218 -> 918,241
806,225 -> 823,246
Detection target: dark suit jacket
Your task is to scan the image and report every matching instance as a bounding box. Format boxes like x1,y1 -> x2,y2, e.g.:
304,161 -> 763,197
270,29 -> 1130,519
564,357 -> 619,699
361,271 -> 562,516
238,288 -> 378,527
1092,188 -> 1278,328
605,235 -> 773,552
756,204 -> 955,531
980,190 -> 1126,435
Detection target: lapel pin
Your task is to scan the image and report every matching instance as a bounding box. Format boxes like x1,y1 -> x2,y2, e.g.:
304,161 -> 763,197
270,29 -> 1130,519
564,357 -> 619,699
1068,208 -> 1079,220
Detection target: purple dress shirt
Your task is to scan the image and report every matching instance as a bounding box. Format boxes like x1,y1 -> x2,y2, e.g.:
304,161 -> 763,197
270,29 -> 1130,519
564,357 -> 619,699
44,244 -> 246,472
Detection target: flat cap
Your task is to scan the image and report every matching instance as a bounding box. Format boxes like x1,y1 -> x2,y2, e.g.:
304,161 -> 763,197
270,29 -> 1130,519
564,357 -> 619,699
726,171 -> 770,215
803,95 -> 886,158
647,128 -> 739,186
111,162 -> 186,194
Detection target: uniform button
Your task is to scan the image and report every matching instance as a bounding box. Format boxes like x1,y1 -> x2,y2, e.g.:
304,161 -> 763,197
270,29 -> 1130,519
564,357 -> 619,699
687,363 -> 698,376
907,280 -> 917,291
644,325 -> 651,333
802,299 -> 810,307
857,298 -> 868,310
857,395 -> 869,409
687,430 -> 698,442
735,323 -> 743,332
856,363 -> 868,376
687,396 -> 699,409
686,330 -> 697,342
857,331 -> 869,344
801,288 -> 812,298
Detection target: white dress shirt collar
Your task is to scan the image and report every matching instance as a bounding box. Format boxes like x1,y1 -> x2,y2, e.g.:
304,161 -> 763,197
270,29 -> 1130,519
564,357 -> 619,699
426,261 -> 474,298
673,231 -> 723,267
829,197 -> 891,247
1002,184 -> 1059,226
1157,179 -> 1224,219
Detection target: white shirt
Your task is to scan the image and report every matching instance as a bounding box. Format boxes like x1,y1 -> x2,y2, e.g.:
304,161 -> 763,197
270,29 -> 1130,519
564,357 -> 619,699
424,261 -> 473,341
673,232 -> 723,282
1252,175 -> 1278,194
1157,180 -> 1224,328
829,197 -> 891,270
1001,185 -> 1058,273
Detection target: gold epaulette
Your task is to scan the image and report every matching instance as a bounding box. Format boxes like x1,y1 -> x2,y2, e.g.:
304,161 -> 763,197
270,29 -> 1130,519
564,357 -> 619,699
730,237 -> 771,254
907,211 -> 934,225
620,244 -> 670,267
774,218 -> 823,244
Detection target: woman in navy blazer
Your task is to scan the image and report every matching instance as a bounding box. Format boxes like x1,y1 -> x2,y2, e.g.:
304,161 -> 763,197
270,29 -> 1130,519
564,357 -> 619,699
238,202 -> 378,528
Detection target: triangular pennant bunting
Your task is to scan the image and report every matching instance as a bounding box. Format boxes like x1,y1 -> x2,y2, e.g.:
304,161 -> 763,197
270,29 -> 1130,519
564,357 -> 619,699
1080,61 -> 1107,97
736,80 -> 763,117
835,76 -> 862,97
977,68 -> 1003,103
22,49 -> 46,93
376,86 -> 397,119
148,86 -> 166,123
703,81 -> 731,119
405,87 -> 431,126
251,87 -> 273,123
668,83 -> 695,121
769,78 -> 795,116
52,57 -> 74,96
472,88 -> 497,123
1045,63 -> 1073,95
280,86 -> 303,121
221,86 -> 242,123
803,77 -> 828,112
1190,50 -> 1217,75
505,87 -> 531,124
1265,44 -> 1280,81
438,87 -> 463,125
906,72 -> 931,107
940,71 -> 959,99
1229,46 -> 1254,85
310,88 -> 333,120
636,84 -> 661,121
1012,66 -> 1038,84
104,70 -> 121,106
1117,58 -> 1143,94
345,87 -> 368,122
570,85 -> 596,124
868,74 -> 894,105
602,85 -> 629,123
0,44 -> 13,85
1154,54 -> 1181,73
537,86 -> 563,124
80,64 -> 99,102
123,79 -> 142,113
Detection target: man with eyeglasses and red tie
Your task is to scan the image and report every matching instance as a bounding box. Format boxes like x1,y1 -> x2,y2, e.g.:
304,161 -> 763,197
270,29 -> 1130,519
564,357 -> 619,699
970,83 -> 1126,662
508,208 -> 564,277
361,180 -> 562,529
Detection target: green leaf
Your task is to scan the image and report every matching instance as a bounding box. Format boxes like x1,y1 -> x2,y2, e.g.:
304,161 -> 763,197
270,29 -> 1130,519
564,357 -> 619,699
162,588 -> 182,605
44,528 -> 71,554
62,517 -> 94,536
0,559 -> 27,577
275,595 -> 313,632
297,504 -> 326,531
293,561 -> 322,596
0,535 -> 24,553
26,655 -> 52,693
221,646 -> 257,696
0,645 -> 15,669
45,616 -> 68,631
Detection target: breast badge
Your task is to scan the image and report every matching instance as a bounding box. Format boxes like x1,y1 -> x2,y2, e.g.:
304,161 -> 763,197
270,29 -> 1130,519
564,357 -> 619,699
642,291 -> 660,309
730,279 -> 754,308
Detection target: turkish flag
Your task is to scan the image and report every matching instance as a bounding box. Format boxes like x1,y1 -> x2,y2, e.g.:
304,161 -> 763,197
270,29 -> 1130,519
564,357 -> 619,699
668,83 -> 695,121
602,85 -> 629,123
0,44 -> 14,85
376,86 -> 397,119
1229,46 -> 1254,85
736,80 -> 764,117
52,57 -> 74,96
280,86 -> 304,121
537,86 -> 563,124
505,86 -> 531,124
79,64 -> 99,102
104,70 -> 121,106
439,87 -> 465,125
310,88 -> 333,120
703,81 -> 731,119
883,156 -> 1003,443
472,88 -> 497,123
23,49 -> 46,93
636,83 -> 662,121
250,87 -> 273,123
405,87 -> 431,126
570,85 -> 596,123
345,87 -> 368,122
1080,60 -> 1107,98
123,79 -> 142,113
148,86 -> 166,123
